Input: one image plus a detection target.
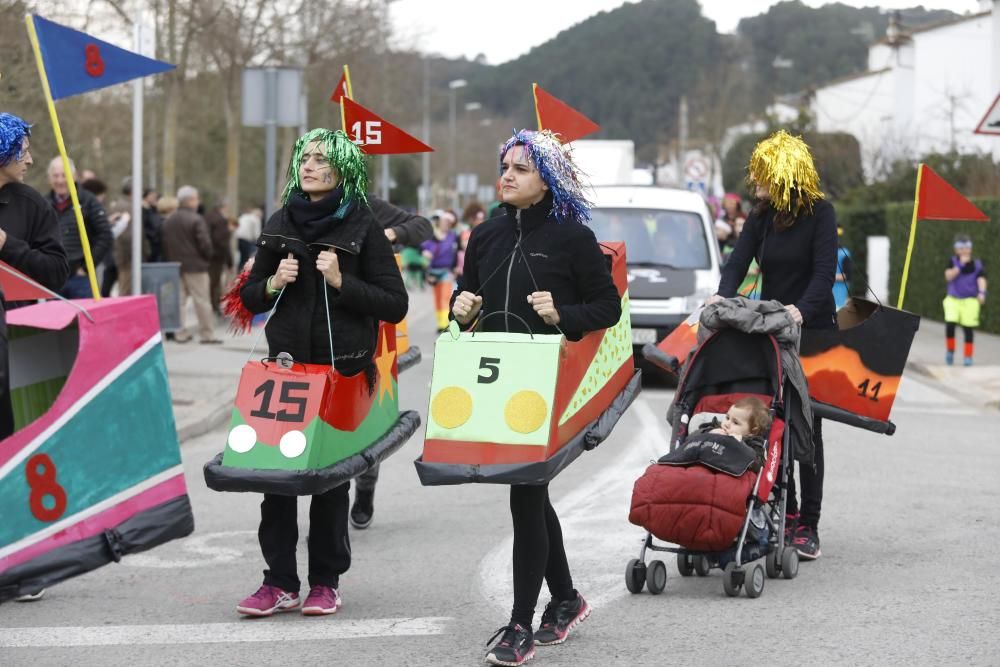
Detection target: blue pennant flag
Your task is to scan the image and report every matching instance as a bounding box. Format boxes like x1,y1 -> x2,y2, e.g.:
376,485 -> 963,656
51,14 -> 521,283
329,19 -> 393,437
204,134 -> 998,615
31,14 -> 174,100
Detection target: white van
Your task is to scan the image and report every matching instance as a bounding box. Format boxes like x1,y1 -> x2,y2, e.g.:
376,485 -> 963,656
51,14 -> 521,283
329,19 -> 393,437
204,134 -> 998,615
587,185 -> 722,353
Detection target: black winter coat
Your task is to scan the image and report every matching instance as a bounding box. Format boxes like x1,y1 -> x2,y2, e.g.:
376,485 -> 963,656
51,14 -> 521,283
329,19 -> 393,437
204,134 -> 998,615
47,187 -> 112,272
454,194 -> 621,340
241,196 -> 407,374
0,182 -> 69,294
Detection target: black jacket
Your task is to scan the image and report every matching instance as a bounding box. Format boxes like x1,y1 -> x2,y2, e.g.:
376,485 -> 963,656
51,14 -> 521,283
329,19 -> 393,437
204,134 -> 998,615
0,182 -> 69,295
46,187 -> 112,272
241,195 -> 408,373
368,196 -> 432,248
454,194 -> 621,339
718,199 -> 837,329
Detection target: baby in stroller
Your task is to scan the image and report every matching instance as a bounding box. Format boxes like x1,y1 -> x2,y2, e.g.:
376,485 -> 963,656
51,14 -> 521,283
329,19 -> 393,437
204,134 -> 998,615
660,397 -> 770,476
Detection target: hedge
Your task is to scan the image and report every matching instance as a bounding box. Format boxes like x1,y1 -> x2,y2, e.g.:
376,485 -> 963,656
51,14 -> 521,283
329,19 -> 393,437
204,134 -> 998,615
837,204 -> 886,298
886,198 -> 999,334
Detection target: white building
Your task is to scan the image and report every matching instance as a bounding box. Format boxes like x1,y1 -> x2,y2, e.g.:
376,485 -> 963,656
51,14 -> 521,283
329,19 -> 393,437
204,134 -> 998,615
810,1 -> 1000,179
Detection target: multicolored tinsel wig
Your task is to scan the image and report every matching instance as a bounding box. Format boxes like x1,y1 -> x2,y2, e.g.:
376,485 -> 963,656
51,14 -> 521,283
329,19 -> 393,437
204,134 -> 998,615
0,113 -> 32,167
746,130 -> 823,218
500,129 -> 592,222
281,128 -> 368,206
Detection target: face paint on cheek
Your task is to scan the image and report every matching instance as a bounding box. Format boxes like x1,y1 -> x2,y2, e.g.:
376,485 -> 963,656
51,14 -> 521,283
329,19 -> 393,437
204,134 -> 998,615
322,171 -> 334,185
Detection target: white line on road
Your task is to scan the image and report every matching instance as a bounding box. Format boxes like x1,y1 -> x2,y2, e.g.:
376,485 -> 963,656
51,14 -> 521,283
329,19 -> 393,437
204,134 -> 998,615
0,617 -> 453,648
478,395 -> 667,617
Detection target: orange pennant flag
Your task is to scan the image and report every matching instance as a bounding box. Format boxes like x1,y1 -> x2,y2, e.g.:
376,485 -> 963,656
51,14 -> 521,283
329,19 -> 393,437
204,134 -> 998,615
342,97 -> 433,155
533,83 -> 600,144
330,71 -> 349,104
917,164 -> 989,221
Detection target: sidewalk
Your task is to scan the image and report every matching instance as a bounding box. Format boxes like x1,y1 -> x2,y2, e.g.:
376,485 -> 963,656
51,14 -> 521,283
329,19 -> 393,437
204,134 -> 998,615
904,317 -> 1000,411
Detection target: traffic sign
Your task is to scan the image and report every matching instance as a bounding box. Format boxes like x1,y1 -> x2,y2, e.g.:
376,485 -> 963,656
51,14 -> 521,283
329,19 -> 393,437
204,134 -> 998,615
973,92 -> 1000,136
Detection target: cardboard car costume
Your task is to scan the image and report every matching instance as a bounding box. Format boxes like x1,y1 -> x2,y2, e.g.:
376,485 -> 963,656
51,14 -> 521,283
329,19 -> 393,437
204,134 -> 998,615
415,242 -> 642,485
204,320 -> 420,496
0,283 -> 194,603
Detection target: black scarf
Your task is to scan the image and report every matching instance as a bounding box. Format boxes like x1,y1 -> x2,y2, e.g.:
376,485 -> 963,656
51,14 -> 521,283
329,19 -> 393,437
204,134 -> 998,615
285,186 -> 354,243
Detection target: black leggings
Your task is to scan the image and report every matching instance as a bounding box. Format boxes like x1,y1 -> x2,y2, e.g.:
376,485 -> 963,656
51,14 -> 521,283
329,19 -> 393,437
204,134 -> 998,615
945,322 -> 975,343
509,484 -> 575,628
786,416 -> 824,530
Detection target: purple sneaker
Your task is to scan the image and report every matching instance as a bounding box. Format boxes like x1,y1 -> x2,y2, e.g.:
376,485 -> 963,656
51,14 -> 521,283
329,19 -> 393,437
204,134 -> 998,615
302,585 -> 342,616
236,584 -> 300,617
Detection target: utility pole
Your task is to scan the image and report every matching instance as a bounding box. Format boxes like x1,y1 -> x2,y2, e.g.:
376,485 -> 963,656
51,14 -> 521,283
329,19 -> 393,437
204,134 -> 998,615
421,57 -> 430,212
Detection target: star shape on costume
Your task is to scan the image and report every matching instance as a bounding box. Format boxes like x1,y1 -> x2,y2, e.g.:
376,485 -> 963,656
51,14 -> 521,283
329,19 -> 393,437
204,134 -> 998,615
375,327 -> 397,403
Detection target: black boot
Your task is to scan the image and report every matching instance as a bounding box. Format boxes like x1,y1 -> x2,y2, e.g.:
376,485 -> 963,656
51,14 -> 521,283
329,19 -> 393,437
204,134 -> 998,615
350,489 -> 374,529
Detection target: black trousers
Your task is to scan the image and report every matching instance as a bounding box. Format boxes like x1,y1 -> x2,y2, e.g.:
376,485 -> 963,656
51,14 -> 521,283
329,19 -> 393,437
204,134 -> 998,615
510,484 -> 575,628
258,481 -> 351,591
786,416 -> 824,529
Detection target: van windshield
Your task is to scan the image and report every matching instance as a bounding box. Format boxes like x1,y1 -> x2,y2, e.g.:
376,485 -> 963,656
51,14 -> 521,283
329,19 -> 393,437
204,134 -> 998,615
589,208 -> 711,269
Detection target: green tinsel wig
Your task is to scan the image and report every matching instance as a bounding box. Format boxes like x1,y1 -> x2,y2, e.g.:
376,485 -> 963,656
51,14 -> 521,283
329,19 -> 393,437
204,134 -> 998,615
282,128 -> 368,206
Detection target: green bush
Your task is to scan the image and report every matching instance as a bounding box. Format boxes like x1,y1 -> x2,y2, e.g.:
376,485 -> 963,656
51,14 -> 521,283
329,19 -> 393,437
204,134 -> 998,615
887,198 -> 999,334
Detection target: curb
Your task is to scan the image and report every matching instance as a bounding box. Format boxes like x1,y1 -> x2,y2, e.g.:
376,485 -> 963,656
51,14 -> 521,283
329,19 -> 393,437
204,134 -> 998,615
176,395 -> 234,444
904,360 -> 999,412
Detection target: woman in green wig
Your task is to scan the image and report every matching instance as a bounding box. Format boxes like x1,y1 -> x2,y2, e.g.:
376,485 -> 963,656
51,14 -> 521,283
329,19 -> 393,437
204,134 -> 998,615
235,128 -> 408,617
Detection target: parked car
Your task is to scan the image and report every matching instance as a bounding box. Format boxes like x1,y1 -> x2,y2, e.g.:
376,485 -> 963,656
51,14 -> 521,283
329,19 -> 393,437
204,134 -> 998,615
588,185 -> 721,358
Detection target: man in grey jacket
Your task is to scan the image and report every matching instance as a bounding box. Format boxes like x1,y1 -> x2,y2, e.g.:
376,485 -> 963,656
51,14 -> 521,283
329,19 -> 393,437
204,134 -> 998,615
162,185 -> 220,343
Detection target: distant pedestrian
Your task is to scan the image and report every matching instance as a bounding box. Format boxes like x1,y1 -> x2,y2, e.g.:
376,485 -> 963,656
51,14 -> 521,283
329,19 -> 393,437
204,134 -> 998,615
205,201 -> 234,314
944,234 -> 986,366
421,210 -> 459,332
235,206 -> 262,269
162,186 -> 220,343
833,225 -> 853,310
46,157 -> 112,299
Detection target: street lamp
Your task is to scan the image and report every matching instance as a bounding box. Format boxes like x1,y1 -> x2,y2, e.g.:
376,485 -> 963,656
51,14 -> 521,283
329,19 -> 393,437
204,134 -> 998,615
448,78 -> 467,209
464,101 -> 482,112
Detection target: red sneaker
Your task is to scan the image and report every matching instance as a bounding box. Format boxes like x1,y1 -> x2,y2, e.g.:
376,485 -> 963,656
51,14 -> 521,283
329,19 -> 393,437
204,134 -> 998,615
236,584 -> 300,617
302,585 -> 342,616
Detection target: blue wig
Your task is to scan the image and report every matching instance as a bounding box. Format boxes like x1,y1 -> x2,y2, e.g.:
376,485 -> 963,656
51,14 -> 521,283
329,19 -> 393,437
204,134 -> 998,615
500,129 -> 591,222
0,113 -> 32,167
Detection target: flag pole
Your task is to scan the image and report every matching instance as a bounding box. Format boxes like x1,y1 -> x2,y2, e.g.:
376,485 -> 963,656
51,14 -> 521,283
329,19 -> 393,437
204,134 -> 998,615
343,65 -> 353,100
897,163 -> 924,309
25,14 -> 101,300
532,83 -> 543,131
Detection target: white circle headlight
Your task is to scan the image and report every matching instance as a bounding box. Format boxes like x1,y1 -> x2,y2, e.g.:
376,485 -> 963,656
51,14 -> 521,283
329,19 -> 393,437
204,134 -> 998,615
279,430 -> 307,458
228,424 -> 257,453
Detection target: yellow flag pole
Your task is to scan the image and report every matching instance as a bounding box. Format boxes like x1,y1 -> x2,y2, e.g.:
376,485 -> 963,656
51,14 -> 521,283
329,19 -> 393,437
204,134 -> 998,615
532,82 -> 543,131
339,65 -> 352,135
25,14 -> 101,300
343,64 -> 353,101
896,163 -> 924,309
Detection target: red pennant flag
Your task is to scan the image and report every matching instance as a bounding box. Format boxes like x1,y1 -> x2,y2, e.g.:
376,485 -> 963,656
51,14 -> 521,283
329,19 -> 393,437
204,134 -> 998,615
330,72 -> 349,104
917,165 -> 989,221
533,83 -> 600,144
342,97 -> 433,155
0,261 -> 59,301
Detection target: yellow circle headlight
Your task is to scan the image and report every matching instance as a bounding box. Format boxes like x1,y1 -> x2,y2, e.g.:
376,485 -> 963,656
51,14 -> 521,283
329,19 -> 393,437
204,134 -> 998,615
504,390 -> 549,434
431,386 -> 473,429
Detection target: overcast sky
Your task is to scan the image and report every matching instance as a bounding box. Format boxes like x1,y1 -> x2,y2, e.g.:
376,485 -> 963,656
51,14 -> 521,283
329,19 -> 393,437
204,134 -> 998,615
389,0 -> 984,65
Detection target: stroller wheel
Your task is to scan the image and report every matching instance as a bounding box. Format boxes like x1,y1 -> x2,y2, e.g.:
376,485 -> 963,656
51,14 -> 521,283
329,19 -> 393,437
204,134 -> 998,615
625,558 -> 647,594
765,549 -> 780,579
676,554 -> 694,577
646,560 -> 667,595
781,545 -> 799,579
722,562 -> 742,597
744,562 -> 765,598
694,555 -> 711,577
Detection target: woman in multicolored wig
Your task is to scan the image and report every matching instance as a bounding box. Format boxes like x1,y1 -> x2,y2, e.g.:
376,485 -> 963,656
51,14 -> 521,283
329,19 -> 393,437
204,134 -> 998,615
451,129 -> 620,665
234,128 -> 407,617
708,130 -> 837,561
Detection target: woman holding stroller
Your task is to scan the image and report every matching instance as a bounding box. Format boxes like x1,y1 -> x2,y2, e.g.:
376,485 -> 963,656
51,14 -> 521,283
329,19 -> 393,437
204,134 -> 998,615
451,129 -> 621,665
707,130 -> 837,560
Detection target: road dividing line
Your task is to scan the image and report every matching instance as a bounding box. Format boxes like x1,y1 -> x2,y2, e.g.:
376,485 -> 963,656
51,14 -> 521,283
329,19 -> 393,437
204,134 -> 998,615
0,617 -> 453,648
478,394 -> 669,616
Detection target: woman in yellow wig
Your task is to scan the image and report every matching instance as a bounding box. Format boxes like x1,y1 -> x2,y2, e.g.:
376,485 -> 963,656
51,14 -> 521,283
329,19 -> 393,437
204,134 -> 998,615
707,130 -> 837,560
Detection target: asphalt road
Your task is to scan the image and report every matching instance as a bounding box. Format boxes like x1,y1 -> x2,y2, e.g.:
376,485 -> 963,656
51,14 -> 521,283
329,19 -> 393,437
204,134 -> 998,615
2,290 -> 999,666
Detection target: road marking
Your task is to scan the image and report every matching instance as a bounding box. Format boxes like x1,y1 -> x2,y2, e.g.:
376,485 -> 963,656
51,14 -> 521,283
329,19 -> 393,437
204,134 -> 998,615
0,617 -> 453,648
123,530 -> 256,569
478,395 -> 667,617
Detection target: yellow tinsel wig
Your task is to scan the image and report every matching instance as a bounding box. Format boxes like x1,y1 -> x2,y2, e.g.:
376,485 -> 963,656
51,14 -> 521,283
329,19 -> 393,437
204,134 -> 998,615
746,130 -> 823,217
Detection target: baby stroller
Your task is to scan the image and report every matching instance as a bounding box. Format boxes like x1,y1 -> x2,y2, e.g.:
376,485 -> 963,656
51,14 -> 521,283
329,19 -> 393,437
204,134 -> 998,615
626,327 -> 799,598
